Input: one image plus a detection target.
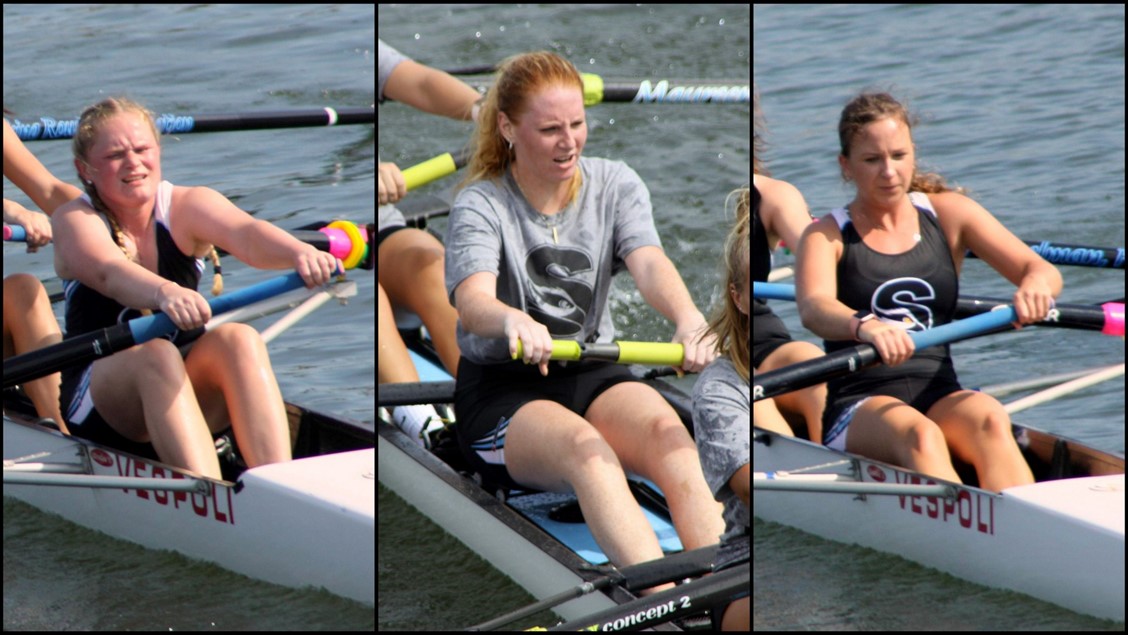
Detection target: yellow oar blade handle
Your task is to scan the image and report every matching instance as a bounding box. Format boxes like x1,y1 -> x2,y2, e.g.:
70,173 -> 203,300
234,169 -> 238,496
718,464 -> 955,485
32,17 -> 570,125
401,152 -> 458,192
616,341 -> 684,366
581,73 -> 604,106
512,340 -> 582,361
512,340 -> 684,365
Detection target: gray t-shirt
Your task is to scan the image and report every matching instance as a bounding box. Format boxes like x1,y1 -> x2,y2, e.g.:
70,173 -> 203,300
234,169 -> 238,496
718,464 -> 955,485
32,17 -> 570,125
444,157 -> 662,364
692,356 -> 751,541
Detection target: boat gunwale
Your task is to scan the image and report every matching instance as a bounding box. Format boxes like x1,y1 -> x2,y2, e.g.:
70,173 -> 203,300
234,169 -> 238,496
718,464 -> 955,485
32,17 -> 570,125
4,391 -> 376,490
377,415 -> 649,609
755,419 -> 1125,498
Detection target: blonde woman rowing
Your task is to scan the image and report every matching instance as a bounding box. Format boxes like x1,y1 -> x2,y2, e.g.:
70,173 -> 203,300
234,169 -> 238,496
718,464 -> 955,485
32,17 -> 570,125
693,188 -> 750,631
53,98 -> 339,479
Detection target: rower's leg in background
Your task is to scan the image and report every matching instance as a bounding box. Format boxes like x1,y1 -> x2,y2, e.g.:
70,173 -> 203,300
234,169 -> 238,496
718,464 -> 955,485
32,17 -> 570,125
378,228 -> 461,378
927,390 -> 1035,492
88,339 -> 222,479
721,596 -> 749,631
503,400 -> 669,574
586,382 -> 727,551
3,274 -> 65,428
377,283 -> 420,384
184,323 -> 292,467
756,340 -> 828,441
753,397 -> 794,436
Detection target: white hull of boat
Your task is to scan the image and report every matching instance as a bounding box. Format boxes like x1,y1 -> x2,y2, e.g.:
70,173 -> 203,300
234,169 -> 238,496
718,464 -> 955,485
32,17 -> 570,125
4,416 -> 375,606
754,426 -> 1125,622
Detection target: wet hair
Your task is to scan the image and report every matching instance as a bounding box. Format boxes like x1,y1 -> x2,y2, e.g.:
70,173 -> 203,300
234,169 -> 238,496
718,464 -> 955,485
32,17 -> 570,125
461,51 -> 584,205
753,85 -> 768,176
703,187 -> 751,382
837,92 -> 962,194
72,97 -> 223,296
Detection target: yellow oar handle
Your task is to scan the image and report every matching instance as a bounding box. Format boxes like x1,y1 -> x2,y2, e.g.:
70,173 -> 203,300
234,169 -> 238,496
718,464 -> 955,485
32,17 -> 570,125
581,73 -> 604,106
401,152 -> 458,192
513,340 -> 684,366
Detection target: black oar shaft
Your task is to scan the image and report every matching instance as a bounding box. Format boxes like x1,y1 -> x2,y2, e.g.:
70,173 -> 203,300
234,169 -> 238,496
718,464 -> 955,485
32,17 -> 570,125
12,107 -> 374,141
754,345 -> 880,402
162,107 -> 373,133
467,545 -> 718,631
4,325 -> 136,389
547,562 -> 748,631
4,271 -> 310,388
956,296 -> 1115,331
377,381 -> 456,407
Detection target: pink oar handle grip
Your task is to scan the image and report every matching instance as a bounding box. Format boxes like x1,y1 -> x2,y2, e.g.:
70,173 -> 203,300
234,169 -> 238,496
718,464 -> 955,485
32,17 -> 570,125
1102,302 -> 1125,337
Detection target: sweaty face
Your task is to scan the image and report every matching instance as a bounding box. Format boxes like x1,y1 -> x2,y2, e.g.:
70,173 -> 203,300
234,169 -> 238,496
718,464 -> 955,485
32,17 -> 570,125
504,84 -> 586,184
840,117 -> 914,202
80,113 -> 161,210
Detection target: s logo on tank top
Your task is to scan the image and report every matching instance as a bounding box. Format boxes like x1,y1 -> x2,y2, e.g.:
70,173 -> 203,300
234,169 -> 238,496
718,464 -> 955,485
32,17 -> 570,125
871,277 -> 937,332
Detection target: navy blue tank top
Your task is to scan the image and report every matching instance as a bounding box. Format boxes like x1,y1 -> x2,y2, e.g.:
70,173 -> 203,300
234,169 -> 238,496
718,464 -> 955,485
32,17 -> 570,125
823,192 -> 960,400
62,181 -> 204,340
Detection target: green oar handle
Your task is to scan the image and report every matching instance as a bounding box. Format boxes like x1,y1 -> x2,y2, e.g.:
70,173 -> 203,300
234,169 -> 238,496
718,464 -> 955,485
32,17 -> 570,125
512,340 -> 684,366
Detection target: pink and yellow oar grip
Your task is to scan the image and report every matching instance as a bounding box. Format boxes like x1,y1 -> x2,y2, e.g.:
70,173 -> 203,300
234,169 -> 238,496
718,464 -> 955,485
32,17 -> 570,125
307,220 -> 369,270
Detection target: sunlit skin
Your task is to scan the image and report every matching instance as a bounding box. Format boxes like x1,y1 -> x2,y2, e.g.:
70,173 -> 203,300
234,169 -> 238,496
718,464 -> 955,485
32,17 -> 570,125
77,115 -> 163,223
797,115 -> 1061,492
53,110 -> 339,478
453,78 -> 724,590
500,84 -> 587,216
834,117 -> 1059,365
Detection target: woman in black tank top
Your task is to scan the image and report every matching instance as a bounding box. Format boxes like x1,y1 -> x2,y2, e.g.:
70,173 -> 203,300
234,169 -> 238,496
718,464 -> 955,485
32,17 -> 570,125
752,175 -> 827,441
52,97 -> 341,480
794,92 -> 1062,493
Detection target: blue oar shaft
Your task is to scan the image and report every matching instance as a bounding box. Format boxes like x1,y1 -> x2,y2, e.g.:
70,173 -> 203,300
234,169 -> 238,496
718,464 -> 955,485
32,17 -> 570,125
3,271 -> 314,389
4,224 -> 27,241
753,282 -> 795,301
753,307 -> 1017,403
754,282 -> 1123,335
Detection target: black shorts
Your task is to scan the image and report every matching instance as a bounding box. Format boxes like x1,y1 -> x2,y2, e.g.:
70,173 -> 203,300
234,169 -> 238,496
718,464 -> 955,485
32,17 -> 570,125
711,531 -> 750,630
377,224 -> 407,248
822,363 -> 963,447
60,365 -> 160,460
753,303 -> 792,369
453,357 -> 641,491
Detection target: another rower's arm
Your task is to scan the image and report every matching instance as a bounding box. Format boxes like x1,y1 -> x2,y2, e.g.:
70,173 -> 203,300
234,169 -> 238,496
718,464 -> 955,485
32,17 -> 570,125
758,175 -> 812,251
795,217 -> 855,340
384,59 -> 482,122
3,119 -> 83,215
731,463 -> 749,510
